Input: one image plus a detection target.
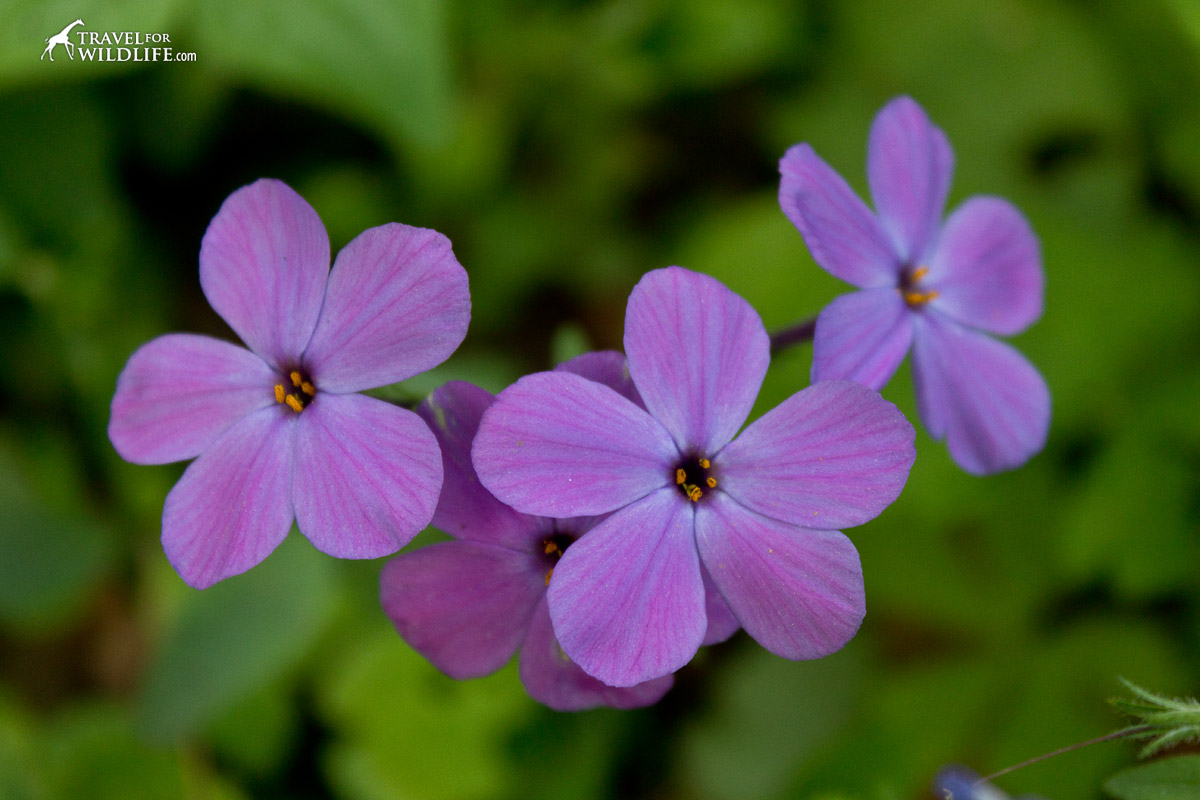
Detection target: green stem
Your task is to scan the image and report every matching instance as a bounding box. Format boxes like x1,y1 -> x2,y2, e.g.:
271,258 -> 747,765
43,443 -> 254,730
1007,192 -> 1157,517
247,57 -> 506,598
977,725 -> 1156,785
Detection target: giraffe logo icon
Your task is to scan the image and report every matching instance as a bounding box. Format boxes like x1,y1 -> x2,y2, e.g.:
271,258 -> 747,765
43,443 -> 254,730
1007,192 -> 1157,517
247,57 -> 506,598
41,19 -> 85,62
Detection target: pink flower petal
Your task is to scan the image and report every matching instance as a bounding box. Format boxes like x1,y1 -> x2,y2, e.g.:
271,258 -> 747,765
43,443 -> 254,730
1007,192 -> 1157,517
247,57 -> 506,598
293,393 -> 441,558
779,144 -> 898,288
418,381 -> 545,549
554,350 -> 645,408
624,267 -> 769,455
546,488 -> 706,687
696,493 -> 864,660
473,371 -> 678,518
199,179 -> 330,369
380,541 -> 543,679
811,288 -> 913,391
867,96 -> 955,263
717,381 -> 915,529
701,560 -> 740,645
109,334 -> 276,464
519,598 -> 674,710
161,407 -> 295,589
303,224 -> 470,393
927,196 -> 1043,336
911,313 -> 1050,475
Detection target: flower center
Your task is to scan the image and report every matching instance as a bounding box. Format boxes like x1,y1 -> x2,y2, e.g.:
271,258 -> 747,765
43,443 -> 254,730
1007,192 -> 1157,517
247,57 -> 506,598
541,531 -> 575,586
274,369 -> 317,413
674,455 -> 717,503
899,265 -> 939,308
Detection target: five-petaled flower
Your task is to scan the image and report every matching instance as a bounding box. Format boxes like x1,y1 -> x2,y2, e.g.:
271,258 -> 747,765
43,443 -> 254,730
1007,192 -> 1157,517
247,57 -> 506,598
472,266 -> 915,687
779,96 -> 1050,475
381,360 -> 739,709
109,178 -> 470,588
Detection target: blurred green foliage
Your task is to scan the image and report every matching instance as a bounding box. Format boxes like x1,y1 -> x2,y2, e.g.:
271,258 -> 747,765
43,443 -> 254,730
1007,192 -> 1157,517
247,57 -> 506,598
1,0 -> 1198,798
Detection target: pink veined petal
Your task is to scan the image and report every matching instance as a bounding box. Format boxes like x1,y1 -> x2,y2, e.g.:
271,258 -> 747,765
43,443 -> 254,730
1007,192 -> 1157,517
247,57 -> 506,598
625,267 -> 769,455
555,350 -> 645,409
380,541 -> 543,679
546,488 -> 706,687
717,380 -> 915,529
811,288 -> 913,391
927,196 -> 1044,336
199,179 -> 330,369
867,96 -> 955,264
303,223 -> 470,393
472,371 -> 678,518
701,560 -> 740,646
161,406 -> 295,589
695,493 -> 865,661
779,143 -> 899,288
293,393 -> 442,558
911,313 -> 1051,475
109,333 -> 276,465
418,381 -> 545,549
519,597 -> 674,711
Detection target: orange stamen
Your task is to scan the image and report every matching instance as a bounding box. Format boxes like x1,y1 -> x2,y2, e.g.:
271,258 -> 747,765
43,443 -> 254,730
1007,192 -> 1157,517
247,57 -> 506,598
910,266 -> 930,281
544,540 -> 558,555
706,477 -> 717,488
274,384 -> 285,404
545,568 -> 554,587
687,486 -> 703,502
289,370 -> 303,388
301,381 -> 316,396
698,458 -> 711,469
284,394 -> 304,413
676,468 -> 687,485
903,289 -> 940,307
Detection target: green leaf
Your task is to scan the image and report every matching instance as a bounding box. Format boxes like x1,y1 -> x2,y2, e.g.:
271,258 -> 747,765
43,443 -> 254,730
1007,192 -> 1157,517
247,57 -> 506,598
679,644 -> 864,800
47,705 -> 184,800
0,691 -> 44,800
136,533 -> 337,742
0,433 -> 114,632
192,0 -> 454,153
1105,756 -> 1200,800
1111,678 -> 1200,758
652,0 -> 796,88
0,502 -> 113,632
318,627 -> 530,800
205,678 -> 299,778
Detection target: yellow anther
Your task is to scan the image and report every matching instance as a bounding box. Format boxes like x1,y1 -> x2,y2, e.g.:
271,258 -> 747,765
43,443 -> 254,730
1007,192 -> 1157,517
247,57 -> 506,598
698,458 -> 711,469
284,394 -> 304,413
545,568 -> 554,587
911,266 -> 930,281
274,384 -> 285,404
706,477 -> 717,488
676,468 -> 687,485
903,289 -> 940,307
544,540 -> 558,555
687,486 -> 703,502
301,381 -> 316,397
290,370 -> 303,387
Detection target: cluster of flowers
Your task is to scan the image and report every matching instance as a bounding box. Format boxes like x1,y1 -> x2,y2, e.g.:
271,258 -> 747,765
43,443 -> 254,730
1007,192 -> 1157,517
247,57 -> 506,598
109,97 -> 1047,710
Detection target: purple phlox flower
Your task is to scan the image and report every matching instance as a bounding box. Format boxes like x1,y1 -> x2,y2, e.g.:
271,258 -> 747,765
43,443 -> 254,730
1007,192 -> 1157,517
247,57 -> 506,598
109,179 -> 470,588
471,267 -> 916,687
381,357 -> 737,709
933,765 -> 1047,800
779,95 -> 1050,475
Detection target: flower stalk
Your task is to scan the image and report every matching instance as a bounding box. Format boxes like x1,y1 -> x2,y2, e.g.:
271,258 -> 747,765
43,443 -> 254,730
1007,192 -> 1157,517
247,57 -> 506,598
768,315 -> 817,355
